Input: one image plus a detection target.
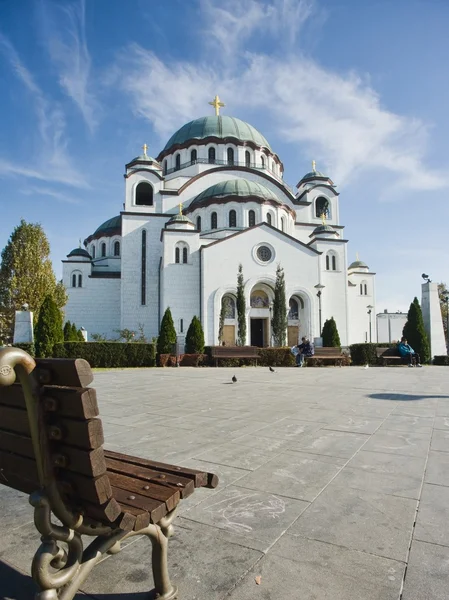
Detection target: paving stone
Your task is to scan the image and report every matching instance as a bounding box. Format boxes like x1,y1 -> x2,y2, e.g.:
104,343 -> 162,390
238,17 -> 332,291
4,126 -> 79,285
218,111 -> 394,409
228,535 -> 404,600
425,450 -> 449,487
347,449 -> 427,479
433,416 -> 449,430
362,430 -> 431,457
184,485 -> 309,552
430,429 -> 449,452
80,520 -> 263,599
324,415 -> 384,434
414,483 -> 449,546
228,432 -> 292,453
0,486 -> 33,532
288,430 -> 368,459
253,419 -> 327,442
236,451 -> 341,501
331,466 -> 422,499
378,415 -> 434,434
289,484 -> 417,561
401,540 -> 449,600
193,442 -> 274,470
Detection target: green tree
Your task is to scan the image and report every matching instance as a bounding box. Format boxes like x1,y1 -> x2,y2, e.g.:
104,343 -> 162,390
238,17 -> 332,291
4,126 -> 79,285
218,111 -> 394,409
114,328 -> 136,342
403,297 -> 431,363
70,322 -> 79,341
157,308 -> 177,354
63,320 -> 72,341
76,327 -> 85,342
271,264 -> 287,346
34,295 -> 64,357
236,264 -> 246,346
218,300 -> 226,344
185,316 -> 205,354
0,219 -> 67,341
322,317 -> 341,347
438,282 -> 448,347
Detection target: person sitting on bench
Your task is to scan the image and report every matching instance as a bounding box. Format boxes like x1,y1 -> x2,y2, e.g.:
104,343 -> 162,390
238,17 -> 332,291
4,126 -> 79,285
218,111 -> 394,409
398,337 -> 422,367
295,337 -> 314,367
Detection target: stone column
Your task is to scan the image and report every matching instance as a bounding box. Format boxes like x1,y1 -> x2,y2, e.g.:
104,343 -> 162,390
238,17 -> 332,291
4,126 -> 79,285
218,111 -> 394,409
13,308 -> 34,344
421,282 -> 447,358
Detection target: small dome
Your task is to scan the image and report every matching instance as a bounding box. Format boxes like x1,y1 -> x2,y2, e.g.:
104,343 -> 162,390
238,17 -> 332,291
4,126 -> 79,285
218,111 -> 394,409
67,247 -> 91,259
162,116 -> 272,153
349,260 -> 369,269
168,213 -> 194,224
312,224 -> 337,236
189,179 -> 283,208
93,215 -> 122,237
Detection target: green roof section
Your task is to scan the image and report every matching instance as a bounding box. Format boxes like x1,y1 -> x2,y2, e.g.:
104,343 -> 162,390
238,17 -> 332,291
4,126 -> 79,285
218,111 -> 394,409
67,247 -> 91,259
168,213 -> 194,224
163,116 -> 272,152
94,215 -> 122,236
312,224 -> 337,235
190,179 -> 283,207
349,260 -> 368,269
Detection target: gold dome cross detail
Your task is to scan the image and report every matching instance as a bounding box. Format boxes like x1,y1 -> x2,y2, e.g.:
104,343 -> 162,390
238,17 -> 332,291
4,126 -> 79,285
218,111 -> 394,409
209,95 -> 225,116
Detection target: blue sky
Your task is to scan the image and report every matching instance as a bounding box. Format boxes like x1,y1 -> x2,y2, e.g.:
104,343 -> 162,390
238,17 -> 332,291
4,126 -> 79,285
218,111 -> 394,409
1,0 -> 448,312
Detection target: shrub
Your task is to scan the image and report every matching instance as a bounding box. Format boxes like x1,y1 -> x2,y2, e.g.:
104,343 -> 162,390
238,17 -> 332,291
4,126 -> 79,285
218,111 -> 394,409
53,342 -> 156,368
180,353 -> 206,367
403,298 -> 431,364
185,316 -> 205,354
236,264 -> 246,346
349,343 -> 378,366
13,342 -> 35,357
157,308 -> 176,355
433,355 -> 449,365
34,295 -> 64,357
322,317 -> 341,347
258,347 -> 295,367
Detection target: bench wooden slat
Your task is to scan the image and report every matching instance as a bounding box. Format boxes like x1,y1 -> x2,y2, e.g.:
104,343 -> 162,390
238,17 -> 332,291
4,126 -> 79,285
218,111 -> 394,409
106,456 -> 194,499
0,385 -> 99,419
0,470 -> 40,495
108,471 -> 180,512
118,503 -> 151,530
34,358 -> 94,387
65,472 -> 112,505
0,451 -> 39,485
83,498 -> 122,523
111,486 -> 167,524
105,450 -> 210,488
0,430 -> 34,458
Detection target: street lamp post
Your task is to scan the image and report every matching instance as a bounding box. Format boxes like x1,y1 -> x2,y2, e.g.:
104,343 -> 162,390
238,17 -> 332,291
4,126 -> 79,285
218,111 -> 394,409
444,295 -> 449,353
367,305 -> 374,343
314,284 -> 325,336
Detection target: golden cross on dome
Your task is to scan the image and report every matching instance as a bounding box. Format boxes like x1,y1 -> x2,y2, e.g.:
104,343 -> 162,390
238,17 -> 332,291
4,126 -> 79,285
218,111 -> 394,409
79,238 -> 82,248
209,95 -> 225,116
312,160 -> 316,172
178,202 -> 183,215
142,143 -> 148,157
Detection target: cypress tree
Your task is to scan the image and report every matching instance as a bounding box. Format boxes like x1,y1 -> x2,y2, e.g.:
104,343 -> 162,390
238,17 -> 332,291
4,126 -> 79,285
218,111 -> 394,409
77,327 -> 85,342
35,295 -> 64,357
218,300 -> 226,344
236,264 -> 246,346
322,317 -> 341,347
403,297 -> 431,363
271,264 -> 287,346
70,322 -> 79,341
157,307 -> 177,354
63,320 -> 72,341
185,316 -> 205,354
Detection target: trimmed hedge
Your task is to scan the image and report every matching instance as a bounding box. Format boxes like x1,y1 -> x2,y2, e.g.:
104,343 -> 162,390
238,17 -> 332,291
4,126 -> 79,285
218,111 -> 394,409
53,342 -> 156,368
349,343 -> 378,366
258,347 -> 296,367
433,355 -> 449,365
13,342 -> 35,357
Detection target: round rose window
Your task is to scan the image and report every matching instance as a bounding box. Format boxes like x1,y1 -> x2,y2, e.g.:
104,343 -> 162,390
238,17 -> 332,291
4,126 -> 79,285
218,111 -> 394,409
257,246 -> 272,262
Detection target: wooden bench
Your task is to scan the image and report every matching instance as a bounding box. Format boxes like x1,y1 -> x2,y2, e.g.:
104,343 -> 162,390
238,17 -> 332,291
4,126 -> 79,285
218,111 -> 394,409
210,345 -> 259,367
306,347 -> 350,367
376,346 -> 409,366
0,347 -> 218,600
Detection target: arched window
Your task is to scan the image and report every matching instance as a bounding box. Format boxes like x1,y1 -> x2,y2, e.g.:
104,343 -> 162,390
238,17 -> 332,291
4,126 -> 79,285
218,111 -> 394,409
78,274 -> 82,288
288,298 -> 299,320
249,210 -> 255,227
261,156 -> 265,169
91,245 -> 95,259
141,230 -> 146,305
281,217 -> 285,232
360,283 -> 363,295
211,212 -> 217,229
245,151 -> 251,168
196,216 -> 201,231
208,147 -> 216,164
364,283 -> 368,295
266,213 -> 272,226
229,210 -> 236,227
332,255 -> 336,271
163,161 -> 167,175
101,243 -> 106,257
326,255 -> 330,270
72,274 -> 77,288
183,247 -> 188,264
175,247 -> 180,263
190,149 -> 197,164
114,241 -> 120,257
315,197 -> 329,219
227,147 -> 234,165
136,182 -> 153,206
222,295 -> 236,318
175,154 -> 181,171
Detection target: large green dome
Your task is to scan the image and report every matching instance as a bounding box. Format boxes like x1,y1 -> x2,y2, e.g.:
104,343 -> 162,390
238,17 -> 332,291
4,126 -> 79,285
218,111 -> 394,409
163,116 -> 272,152
189,179 -> 282,208
93,215 -> 122,236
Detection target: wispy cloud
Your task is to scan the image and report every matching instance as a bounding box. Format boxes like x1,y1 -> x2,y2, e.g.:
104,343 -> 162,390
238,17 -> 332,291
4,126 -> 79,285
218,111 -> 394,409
0,32 -> 88,188
19,185 -> 83,204
115,0 -> 444,192
40,0 -> 97,132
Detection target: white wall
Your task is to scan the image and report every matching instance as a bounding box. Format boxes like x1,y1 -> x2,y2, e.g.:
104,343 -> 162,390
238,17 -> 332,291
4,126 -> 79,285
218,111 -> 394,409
377,312 -> 407,344
347,270 -> 377,344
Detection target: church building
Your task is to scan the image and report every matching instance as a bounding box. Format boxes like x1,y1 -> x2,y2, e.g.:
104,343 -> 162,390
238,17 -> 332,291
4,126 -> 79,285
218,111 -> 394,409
63,97 -> 376,347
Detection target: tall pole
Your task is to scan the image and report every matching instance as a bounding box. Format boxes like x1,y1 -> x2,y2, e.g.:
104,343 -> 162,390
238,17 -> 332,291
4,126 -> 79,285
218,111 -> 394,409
317,291 -> 322,334
367,305 -> 373,344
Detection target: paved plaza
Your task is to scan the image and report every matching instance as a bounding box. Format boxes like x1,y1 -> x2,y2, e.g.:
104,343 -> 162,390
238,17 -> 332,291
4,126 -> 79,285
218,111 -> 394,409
1,365 -> 449,599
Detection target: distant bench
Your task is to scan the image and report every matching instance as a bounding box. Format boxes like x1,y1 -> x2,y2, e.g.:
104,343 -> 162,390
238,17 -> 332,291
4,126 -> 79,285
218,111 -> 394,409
376,347 -> 408,366
306,347 -> 350,367
210,345 -> 259,367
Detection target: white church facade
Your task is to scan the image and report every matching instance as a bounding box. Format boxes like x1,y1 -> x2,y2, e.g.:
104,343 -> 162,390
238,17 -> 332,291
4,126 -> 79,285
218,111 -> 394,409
63,97 -> 376,347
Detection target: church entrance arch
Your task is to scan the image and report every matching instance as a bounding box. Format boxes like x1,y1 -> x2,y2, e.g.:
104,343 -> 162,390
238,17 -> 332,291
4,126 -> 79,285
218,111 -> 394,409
249,283 -> 274,347
221,294 -> 236,346
288,293 -> 309,346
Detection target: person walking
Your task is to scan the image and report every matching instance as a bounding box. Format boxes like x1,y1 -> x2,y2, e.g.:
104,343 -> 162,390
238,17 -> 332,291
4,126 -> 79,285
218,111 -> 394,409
398,337 -> 422,367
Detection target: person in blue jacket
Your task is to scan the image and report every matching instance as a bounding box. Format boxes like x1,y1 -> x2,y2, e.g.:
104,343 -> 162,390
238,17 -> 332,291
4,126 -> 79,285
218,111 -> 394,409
397,337 -> 422,367
296,337 -> 314,367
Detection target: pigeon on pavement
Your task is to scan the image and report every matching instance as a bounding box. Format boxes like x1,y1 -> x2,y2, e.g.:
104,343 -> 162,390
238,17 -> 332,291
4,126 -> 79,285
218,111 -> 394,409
269,366 -> 277,373
232,375 -> 237,383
